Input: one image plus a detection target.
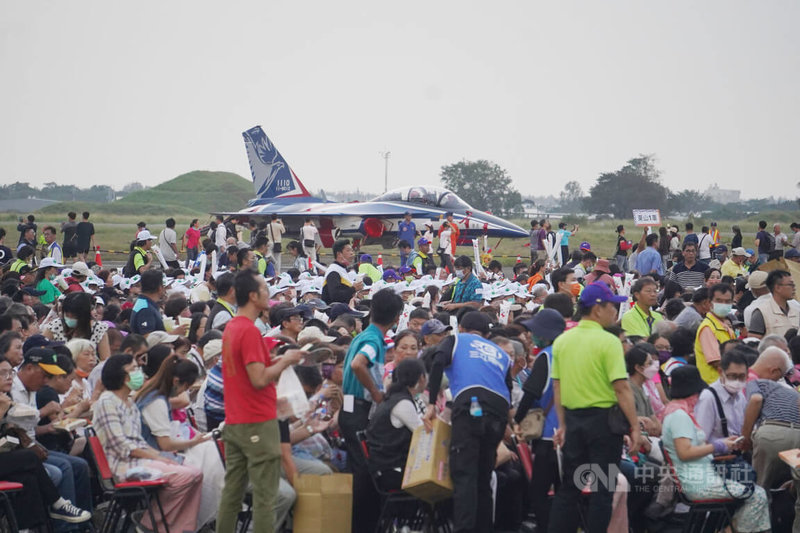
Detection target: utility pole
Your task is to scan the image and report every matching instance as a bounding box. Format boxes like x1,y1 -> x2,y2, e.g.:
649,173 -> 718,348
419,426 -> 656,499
380,151 -> 391,192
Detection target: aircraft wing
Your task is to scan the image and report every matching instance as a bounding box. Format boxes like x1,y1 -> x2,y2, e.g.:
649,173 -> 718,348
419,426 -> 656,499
215,201 -> 437,219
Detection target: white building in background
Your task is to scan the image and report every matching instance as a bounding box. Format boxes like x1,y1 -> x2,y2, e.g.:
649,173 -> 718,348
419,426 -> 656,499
704,183 -> 741,204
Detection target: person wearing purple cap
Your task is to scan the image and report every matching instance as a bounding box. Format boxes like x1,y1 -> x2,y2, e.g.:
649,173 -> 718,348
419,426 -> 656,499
548,283 -> 640,533
407,237 -> 436,277
357,253 -> 381,283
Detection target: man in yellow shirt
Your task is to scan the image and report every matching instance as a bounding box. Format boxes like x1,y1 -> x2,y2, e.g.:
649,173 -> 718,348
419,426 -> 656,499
621,277 -> 663,338
550,282 -> 639,532
694,283 -> 737,384
721,247 -> 750,279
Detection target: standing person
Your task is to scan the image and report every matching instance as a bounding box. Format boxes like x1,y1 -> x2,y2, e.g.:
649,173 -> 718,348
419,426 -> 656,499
438,221 -> 455,273
75,212 -> 95,262
773,223 -> 789,260
43,226 -> 63,264
614,225 -> 632,271
729,224 -> 743,250
397,211 -> 417,267
0,228 -> 13,266
658,226 -> 671,271
683,222 -> 698,247
557,222 -> 578,265
709,221 -> 721,255
754,220 -> 771,265
340,288 -> 404,533
301,218 -> 319,262
548,283 -> 639,533
216,270 -> 304,533
213,217 -> 228,251
321,239 -> 363,305
446,211 -> 460,258
791,222 -> 800,250
442,256 -> 484,311
61,212 -> 78,261
409,237 -> 437,277
635,233 -> 664,276
697,225 -> 712,262
514,309 -> 567,531
529,220 -> 545,263
424,311 -> 514,533
16,214 -> 37,245
267,214 -> 285,273
182,219 -> 201,263
667,242 -> 709,290
123,230 -> 157,277
159,218 -> 180,269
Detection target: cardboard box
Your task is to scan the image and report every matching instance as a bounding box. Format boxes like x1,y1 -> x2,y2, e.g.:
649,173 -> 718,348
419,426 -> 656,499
293,473 -> 353,533
402,418 -> 453,503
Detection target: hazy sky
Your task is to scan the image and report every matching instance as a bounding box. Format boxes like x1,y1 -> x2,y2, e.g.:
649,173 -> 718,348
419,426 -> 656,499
2,1 -> 799,200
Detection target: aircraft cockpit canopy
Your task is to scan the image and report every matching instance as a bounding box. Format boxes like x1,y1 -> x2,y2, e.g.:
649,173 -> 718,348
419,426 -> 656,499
371,186 -> 471,210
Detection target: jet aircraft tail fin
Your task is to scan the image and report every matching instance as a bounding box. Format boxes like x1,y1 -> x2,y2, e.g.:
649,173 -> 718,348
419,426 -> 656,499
242,126 -> 311,199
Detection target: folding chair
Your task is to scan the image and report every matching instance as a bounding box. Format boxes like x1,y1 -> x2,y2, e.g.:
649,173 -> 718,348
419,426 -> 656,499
659,441 -> 739,533
0,481 -> 23,533
356,431 -> 451,533
84,427 -> 170,533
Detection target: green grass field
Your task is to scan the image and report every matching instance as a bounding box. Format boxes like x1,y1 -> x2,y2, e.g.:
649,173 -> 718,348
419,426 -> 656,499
1,169 -> 798,265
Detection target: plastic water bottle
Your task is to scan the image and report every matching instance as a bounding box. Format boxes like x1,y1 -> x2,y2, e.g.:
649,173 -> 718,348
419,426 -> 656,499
469,396 -> 483,417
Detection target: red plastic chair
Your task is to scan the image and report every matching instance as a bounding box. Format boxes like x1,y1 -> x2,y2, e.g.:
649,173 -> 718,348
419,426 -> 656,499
84,427 -> 170,533
0,481 -> 23,533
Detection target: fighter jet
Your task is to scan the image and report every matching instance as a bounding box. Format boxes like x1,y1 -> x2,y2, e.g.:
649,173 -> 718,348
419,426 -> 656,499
215,126 -> 529,248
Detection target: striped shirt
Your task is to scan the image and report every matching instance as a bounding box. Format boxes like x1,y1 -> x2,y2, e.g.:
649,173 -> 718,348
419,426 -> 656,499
667,261 -> 709,290
204,361 -> 225,417
746,379 -> 800,425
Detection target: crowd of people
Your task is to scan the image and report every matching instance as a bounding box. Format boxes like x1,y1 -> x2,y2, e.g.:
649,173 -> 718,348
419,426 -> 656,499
0,212 -> 799,533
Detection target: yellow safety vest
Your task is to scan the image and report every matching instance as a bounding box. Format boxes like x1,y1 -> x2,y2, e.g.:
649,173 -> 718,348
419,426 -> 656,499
694,313 -> 735,384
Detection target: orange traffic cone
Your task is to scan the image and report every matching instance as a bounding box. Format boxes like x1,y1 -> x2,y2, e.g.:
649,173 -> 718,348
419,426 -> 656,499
377,254 -> 383,266
95,246 -> 102,267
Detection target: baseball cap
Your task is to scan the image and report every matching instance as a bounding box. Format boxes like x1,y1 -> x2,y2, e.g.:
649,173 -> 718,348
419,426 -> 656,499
360,254 -> 372,263
382,269 -> 400,281
328,303 -> 368,321
304,298 -> 330,311
202,339 -> 222,362
71,262 -> 91,277
23,347 -> 66,375
520,308 -> 566,341
21,287 -> 46,297
277,307 -> 304,323
579,241 -> 591,252
745,249 -> 756,256
731,247 -> 749,257
420,319 -> 451,336
746,271 -> 768,290
39,257 -> 64,269
146,330 -> 180,349
459,311 -> 492,335
136,230 -> 157,241
417,237 -> 430,246
579,282 -> 628,307
22,334 -> 56,354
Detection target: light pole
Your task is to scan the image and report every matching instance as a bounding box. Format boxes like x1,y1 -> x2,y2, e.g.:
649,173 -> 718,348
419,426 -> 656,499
380,151 -> 391,192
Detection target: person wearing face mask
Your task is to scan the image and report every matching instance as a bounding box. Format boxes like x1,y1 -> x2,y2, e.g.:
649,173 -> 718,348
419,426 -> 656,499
93,353 -> 204,533
661,365 -> 771,533
136,355 -> 222,529
441,255 -> 483,312
694,283 -> 737,384
694,350 -> 749,454
366,358 -> 427,491
43,291 -> 111,361
625,344 -> 662,436
129,270 -> 167,336
550,267 -> 579,304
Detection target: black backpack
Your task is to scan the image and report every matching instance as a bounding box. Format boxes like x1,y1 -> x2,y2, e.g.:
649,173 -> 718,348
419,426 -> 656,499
123,248 -> 145,277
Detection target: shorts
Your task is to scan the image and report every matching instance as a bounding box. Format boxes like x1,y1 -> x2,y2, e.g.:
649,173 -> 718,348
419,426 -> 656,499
63,242 -> 77,258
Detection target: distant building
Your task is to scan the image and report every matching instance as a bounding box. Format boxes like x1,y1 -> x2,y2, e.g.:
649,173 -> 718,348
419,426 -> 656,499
704,183 -> 740,204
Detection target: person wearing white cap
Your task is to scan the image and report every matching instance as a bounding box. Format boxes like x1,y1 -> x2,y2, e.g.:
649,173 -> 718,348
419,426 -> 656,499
721,247 -> 750,279
35,257 -> 65,305
123,229 -> 157,277
743,271 -> 771,330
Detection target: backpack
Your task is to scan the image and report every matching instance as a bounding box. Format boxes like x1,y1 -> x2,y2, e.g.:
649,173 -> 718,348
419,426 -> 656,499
766,232 -> 776,253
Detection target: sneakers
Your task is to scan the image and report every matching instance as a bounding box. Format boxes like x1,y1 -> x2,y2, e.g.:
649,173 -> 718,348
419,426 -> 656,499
49,499 -> 91,523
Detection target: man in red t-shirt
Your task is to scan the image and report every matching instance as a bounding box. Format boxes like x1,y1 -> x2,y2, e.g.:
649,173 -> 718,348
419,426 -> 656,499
217,270 -> 304,533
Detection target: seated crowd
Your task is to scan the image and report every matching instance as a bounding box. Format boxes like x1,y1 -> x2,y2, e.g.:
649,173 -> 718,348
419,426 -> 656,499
0,216 -> 799,533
